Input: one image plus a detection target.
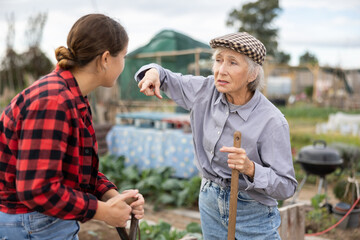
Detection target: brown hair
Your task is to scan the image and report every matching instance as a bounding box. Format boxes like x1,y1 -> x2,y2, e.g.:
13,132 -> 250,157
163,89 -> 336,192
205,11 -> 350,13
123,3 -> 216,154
55,14 -> 128,70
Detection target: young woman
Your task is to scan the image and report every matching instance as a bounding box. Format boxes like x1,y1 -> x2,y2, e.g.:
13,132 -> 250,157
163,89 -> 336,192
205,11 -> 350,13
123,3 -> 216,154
0,14 -> 144,240
135,32 -> 297,239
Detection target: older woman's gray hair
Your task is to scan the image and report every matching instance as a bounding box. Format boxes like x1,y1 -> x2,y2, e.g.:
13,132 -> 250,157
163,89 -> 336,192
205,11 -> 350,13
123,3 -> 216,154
209,32 -> 266,91
211,47 -> 265,91
244,54 -> 265,91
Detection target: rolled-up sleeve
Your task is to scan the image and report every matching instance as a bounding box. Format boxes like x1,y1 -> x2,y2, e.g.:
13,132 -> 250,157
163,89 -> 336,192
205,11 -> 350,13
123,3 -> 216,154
94,172 -> 117,199
135,63 -> 208,110
244,123 -> 297,200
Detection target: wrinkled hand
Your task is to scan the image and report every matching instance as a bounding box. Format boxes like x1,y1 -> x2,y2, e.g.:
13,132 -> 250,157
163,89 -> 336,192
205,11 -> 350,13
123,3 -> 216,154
121,190 -> 145,220
220,146 -> 255,179
138,68 -> 162,99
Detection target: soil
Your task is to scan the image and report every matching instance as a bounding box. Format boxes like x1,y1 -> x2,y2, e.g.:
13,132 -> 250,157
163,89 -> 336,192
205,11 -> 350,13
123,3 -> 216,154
78,182 -> 360,240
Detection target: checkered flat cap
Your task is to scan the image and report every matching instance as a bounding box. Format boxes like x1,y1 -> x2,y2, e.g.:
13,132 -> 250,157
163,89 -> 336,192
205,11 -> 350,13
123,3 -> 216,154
209,32 -> 266,65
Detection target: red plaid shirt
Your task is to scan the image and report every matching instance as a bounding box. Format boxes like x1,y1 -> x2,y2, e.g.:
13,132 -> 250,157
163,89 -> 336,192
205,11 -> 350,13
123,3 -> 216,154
0,66 -> 117,222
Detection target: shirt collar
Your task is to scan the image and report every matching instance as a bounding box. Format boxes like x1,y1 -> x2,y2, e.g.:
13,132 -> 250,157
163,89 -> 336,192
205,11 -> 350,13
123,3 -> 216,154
216,90 -> 261,121
55,65 -> 89,114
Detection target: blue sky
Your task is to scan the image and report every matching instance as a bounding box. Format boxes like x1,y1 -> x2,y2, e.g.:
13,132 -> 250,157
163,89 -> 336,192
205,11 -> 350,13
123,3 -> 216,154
1,0 -> 359,69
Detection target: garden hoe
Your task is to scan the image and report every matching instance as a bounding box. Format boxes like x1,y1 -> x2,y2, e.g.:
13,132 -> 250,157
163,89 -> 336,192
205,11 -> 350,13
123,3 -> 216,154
228,131 -> 241,240
116,198 -> 140,240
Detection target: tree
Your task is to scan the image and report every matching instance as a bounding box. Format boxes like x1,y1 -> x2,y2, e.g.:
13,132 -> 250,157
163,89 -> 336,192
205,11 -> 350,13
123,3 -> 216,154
22,12 -> 53,80
0,12 -> 53,96
0,13 -> 24,94
299,51 -> 319,66
274,51 -> 291,65
226,0 -> 290,64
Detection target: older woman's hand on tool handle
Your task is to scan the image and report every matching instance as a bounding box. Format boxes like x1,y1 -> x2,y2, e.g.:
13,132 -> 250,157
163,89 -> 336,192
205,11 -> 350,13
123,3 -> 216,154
138,68 -> 162,99
220,146 -> 255,180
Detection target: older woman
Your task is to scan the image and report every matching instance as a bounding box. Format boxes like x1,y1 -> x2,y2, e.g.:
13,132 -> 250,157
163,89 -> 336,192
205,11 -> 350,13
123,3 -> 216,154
135,32 -> 297,239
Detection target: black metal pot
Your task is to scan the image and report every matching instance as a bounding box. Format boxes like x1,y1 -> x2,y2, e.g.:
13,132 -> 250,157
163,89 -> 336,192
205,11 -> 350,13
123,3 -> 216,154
297,140 -> 343,177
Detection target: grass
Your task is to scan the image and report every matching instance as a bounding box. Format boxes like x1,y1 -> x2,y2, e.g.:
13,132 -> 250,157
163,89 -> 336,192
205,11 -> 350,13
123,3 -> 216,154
280,102 -> 360,185
279,102 -> 360,119
280,103 -> 360,148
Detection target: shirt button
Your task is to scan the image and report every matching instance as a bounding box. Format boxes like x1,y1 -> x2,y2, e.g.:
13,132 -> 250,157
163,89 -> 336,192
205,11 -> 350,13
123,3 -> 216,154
85,149 -> 90,154
226,112 -> 229,115
210,151 -> 213,155
217,131 -> 221,135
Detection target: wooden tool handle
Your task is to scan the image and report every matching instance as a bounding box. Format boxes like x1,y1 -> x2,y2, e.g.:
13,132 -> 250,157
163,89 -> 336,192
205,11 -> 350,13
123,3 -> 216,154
117,197 -> 140,240
227,131 -> 241,240
128,214 -> 139,240
116,214 -> 139,240
233,131 -> 241,148
116,227 -> 130,240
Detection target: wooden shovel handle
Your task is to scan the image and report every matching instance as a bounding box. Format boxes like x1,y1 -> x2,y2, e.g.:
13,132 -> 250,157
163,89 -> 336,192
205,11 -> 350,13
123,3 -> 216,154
116,214 -> 139,240
227,131 -> 241,240
128,214 -> 139,240
116,197 -> 140,240
116,227 -> 130,240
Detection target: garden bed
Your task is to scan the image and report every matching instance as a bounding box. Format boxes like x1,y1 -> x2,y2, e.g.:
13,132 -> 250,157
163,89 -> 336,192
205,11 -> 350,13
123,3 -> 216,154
78,182 -> 360,240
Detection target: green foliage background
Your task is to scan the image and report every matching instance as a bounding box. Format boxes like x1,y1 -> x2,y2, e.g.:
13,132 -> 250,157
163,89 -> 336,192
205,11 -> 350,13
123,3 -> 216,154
99,154 -> 201,211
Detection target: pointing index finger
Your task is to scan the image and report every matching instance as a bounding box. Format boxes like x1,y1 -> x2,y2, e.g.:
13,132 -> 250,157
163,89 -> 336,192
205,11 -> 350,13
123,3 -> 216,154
220,146 -> 243,153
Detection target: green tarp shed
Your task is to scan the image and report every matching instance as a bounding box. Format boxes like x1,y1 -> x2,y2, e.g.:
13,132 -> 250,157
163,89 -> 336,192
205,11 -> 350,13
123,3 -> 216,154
118,29 -> 213,101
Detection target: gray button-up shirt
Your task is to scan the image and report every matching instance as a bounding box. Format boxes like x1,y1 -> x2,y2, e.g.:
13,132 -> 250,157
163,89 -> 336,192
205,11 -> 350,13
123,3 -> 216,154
135,63 -> 297,206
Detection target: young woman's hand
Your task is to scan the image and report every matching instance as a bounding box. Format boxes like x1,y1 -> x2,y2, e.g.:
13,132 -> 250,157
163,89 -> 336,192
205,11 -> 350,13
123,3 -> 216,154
121,190 -> 145,220
94,190 -> 138,227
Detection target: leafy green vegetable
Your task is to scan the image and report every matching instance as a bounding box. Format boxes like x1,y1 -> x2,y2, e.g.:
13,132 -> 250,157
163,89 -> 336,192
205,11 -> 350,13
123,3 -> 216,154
99,154 -> 201,210
139,221 -> 202,240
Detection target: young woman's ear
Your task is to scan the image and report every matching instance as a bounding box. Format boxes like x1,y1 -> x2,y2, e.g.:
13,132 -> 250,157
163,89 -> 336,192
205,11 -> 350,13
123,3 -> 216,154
100,51 -> 110,70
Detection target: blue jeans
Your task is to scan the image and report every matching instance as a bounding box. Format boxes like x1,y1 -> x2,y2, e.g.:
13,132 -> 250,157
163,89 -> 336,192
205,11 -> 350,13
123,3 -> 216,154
199,179 -> 281,240
0,211 -> 79,240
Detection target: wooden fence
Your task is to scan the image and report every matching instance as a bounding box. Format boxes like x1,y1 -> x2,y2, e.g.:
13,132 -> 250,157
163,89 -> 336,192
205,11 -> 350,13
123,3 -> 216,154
278,203 -> 306,240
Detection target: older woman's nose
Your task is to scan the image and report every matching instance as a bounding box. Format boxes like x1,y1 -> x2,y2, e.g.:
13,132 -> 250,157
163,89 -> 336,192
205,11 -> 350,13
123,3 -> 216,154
218,63 -> 228,75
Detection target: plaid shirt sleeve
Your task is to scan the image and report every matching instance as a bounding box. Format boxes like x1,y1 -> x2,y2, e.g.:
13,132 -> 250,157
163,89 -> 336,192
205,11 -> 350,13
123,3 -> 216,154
95,172 -> 117,199
16,96 -> 98,222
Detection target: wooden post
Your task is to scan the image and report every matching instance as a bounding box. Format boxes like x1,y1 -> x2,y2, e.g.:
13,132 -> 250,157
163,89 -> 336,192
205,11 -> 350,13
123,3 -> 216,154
307,64 -> 319,103
278,203 -> 305,240
195,49 -> 200,76
156,55 -> 161,65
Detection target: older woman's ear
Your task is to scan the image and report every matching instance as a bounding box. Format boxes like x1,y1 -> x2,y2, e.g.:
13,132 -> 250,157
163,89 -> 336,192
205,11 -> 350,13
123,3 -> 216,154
248,66 -> 260,83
